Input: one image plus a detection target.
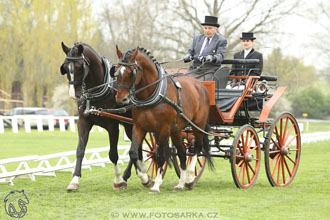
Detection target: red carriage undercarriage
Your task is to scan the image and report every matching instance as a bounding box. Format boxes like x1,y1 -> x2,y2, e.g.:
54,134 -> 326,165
90,59 -> 301,189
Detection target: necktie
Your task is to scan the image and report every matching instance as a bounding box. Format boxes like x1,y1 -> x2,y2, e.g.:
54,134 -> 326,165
199,38 -> 210,60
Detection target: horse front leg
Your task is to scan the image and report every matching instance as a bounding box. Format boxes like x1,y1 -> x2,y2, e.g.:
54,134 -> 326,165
67,118 -> 92,191
129,126 -> 149,185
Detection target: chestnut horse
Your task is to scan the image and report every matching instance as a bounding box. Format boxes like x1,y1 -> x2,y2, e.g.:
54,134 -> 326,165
60,42 -> 138,191
113,47 -> 212,193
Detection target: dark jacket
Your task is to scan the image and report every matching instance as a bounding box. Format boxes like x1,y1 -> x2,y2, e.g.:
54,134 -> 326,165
187,33 -> 227,67
230,49 -> 263,76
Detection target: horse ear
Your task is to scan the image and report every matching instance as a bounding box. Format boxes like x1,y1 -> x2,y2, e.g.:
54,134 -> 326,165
116,45 -> 123,60
61,42 -> 70,55
77,45 -> 84,55
130,47 -> 139,61
110,65 -> 116,77
60,64 -> 66,75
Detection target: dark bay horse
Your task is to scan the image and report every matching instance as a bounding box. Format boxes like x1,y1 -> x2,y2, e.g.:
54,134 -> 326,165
113,46 -> 212,193
60,42 -> 136,191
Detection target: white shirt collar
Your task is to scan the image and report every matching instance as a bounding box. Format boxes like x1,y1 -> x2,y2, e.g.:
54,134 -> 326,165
244,48 -> 252,58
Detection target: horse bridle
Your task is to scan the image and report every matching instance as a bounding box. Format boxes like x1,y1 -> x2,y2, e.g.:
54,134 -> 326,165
61,54 -> 90,88
114,61 -> 143,91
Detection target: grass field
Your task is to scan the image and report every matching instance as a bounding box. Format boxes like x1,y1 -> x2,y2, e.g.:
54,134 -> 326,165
1,126 -> 330,220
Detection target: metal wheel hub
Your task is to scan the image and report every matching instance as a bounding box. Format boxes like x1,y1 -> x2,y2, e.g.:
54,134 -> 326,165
244,153 -> 254,163
280,147 -> 289,156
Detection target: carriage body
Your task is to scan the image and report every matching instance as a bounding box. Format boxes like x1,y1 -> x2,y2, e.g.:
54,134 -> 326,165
175,59 -> 301,189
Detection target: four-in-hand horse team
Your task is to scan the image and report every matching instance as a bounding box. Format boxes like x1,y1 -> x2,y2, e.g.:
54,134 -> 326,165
60,16 -> 301,193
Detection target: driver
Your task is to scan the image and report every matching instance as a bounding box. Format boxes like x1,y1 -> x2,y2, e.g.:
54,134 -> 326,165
183,15 -> 227,81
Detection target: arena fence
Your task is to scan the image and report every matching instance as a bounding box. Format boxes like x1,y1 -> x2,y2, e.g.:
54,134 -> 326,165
1,131 -> 330,186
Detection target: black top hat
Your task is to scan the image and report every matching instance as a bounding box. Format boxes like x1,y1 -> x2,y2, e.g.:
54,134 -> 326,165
201,16 -> 220,27
240,32 -> 256,40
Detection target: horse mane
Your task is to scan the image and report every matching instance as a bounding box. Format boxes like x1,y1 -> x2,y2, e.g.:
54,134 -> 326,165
73,42 -> 101,59
123,47 -> 159,67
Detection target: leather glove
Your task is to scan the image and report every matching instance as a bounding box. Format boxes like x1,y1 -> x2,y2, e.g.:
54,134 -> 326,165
204,54 -> 216,63
183,54 -> 193,63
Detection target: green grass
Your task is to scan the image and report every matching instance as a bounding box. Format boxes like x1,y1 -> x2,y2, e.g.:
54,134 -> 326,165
1,128 -> 330,219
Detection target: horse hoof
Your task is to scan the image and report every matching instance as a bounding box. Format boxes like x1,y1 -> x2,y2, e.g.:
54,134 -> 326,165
185,182 -> 195,190
113,182 -> 127,190
149,189 -> 160,194
66,182 -> 79,191
173,186 -> 184,192
142,176 -> 154,188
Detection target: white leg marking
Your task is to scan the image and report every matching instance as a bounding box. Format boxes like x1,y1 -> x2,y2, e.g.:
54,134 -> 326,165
114,164 -> 125,184
186,155 -> 197,184
136,160 -> 149,184
174,168 -> 186,190
150,168 -> 163,192
71,175 -> 80,184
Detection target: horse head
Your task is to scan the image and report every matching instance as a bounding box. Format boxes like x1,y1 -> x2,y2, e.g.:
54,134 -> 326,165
113,46 -> 158,106
60,42 -> 104,100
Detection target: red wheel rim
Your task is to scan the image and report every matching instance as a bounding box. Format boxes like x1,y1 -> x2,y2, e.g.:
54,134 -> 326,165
143,132 -> 166,179
232,126 -> 260,189
266,114 -> 301,186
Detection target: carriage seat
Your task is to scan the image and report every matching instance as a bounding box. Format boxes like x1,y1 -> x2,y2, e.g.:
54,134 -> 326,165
213,66 -> 230,89
215,89 -> 244,112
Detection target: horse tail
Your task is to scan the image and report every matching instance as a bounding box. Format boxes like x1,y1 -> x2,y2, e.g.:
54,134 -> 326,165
203,122 -> 215,171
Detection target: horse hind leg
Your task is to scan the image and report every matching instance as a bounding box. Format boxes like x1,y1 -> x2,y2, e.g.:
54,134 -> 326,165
171,131 -> 187,192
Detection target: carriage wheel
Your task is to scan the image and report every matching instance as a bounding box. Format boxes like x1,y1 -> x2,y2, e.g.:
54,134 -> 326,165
143,132 -> 167,180
231,125 -> 261,189
264,112 -> 301,187
172,131 -> 206,183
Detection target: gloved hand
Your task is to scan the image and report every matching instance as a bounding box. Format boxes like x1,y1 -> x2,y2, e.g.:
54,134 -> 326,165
204,54 -> 216,63
183,54 -> 193,63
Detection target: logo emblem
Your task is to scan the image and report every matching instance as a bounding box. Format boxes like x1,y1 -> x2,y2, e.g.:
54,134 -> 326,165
4,190 -> 29,218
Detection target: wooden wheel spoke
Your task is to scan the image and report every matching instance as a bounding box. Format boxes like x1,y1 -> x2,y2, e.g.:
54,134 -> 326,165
144,155 -> 153,162
247,162 -> 256,175
289,149 -> 299,151
271,155 -> 281,178
237,145 -> 244,155
246,163 -> 251,183
283,118 -> 289,142
275,126 -> 281,145
271,138 -> 282,150
146,160 -> 152,173
150,161 -> 155,177
269,150 -> 280,154
270,153 -> 280,167
280,119 -> 283,143
245,131 -> 249,152
249,144 -> 258,154
285,154 -> 296,165
281,156 -> 286,184
283,157 -> 292,177
238,162 -> 245,180
143,149 -> 153,154
236,155 -> 244,159
197,158 -> 202,167
149,133 -> 155,148
247,134 -> 255,150
236,159 -> 244,169
144,139 -> 152,150
283,134 -> 298,148
242,163 -> 246,185
283,124 -> 294,144
240,134 -> 245,149
236,160 -> 244,169
277,156 -> 281,184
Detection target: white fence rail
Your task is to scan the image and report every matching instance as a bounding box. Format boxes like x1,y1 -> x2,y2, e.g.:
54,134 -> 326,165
0,145 -> 131,186
0,115 -> 106,133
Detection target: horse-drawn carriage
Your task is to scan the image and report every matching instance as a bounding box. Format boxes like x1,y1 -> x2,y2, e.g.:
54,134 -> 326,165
60,42 -> 301,192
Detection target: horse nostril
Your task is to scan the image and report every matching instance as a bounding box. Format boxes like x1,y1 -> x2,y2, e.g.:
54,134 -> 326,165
122,98 -> 128,103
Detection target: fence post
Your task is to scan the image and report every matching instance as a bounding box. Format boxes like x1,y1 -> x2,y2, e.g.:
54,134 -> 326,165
0,116 -> 4,133
12,116 -> 19,133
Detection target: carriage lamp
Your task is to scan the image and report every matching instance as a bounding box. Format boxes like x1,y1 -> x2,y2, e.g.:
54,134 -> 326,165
257,80 -> 268,93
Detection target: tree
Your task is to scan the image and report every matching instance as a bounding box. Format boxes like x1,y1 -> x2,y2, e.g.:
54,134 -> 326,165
97,0 -> 300,67
0,0 -> 100,114
263,48 -> 317,93
289,86 -> 328,119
